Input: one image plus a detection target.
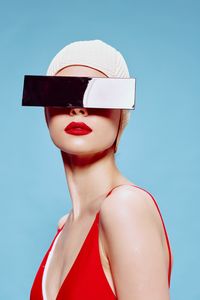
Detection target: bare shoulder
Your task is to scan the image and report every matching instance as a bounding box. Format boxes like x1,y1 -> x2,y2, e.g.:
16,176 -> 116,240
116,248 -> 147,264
57,212 -> 70,230
99,184 -> 163,237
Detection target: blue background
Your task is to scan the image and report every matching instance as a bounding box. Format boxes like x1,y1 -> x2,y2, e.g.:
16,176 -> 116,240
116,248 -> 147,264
1,0 -> 199,299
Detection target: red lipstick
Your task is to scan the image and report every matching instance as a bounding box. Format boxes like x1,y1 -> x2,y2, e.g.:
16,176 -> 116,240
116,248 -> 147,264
64,121 -> 93,135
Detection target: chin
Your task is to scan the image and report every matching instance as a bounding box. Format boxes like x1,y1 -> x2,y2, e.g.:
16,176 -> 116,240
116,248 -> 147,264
59,145 -> 112,156
56,145 -> 98,155
51,137 -> 115,155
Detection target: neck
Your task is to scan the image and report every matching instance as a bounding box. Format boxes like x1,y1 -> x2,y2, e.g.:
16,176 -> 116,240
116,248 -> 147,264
60,147 -> 125,220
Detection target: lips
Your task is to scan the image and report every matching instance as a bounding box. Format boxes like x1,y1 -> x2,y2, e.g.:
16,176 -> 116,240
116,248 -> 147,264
64,121 -> 93,136
64,121 -> 92,132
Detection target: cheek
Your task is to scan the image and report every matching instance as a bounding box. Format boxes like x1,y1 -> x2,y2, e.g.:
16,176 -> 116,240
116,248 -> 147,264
44,112 -> 66,150
94,116 -> 120,144
48,115 -> 66,138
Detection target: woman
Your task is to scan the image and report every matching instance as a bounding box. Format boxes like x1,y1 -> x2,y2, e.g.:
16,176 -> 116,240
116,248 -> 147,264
30,40 -> 173,300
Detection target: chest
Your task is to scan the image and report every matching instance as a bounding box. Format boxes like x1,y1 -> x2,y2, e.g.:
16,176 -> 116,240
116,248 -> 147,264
42,217 -> 116,300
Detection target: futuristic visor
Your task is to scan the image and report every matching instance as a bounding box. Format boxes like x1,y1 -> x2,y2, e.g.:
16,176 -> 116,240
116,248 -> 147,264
22,75 -> 136,109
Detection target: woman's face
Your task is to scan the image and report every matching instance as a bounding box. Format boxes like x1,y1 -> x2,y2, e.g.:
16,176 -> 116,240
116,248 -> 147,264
44,65 -> 121,155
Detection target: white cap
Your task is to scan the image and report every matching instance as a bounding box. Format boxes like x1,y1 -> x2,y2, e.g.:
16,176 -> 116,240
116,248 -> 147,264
46,39 -> 132,153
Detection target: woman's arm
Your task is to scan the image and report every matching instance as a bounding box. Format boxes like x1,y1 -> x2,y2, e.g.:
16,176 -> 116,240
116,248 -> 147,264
99,187 -> 170,300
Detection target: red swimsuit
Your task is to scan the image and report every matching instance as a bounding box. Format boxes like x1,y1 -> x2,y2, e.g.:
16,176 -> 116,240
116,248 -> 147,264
30,184 -> 172,299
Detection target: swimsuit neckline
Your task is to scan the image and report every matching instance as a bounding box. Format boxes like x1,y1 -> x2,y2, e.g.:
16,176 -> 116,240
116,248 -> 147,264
44,184 -> 134,299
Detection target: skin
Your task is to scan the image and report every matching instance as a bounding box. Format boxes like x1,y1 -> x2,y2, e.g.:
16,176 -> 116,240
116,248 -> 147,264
43,65 -> 173,300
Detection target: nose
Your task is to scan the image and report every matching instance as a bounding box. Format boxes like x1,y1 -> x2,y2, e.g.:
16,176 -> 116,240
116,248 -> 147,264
69,107 -> 88,116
